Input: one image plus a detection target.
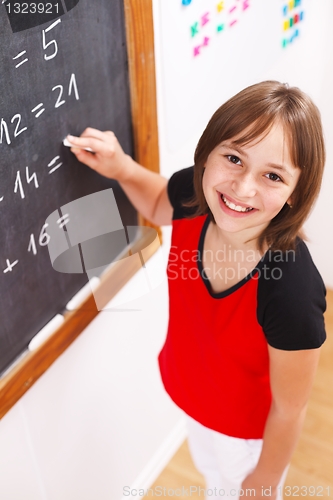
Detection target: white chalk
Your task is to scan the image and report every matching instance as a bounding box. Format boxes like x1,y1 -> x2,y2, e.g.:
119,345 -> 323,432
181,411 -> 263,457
28,314 -> 64,351
63,137 -> 94,152
66,277 -> 100,310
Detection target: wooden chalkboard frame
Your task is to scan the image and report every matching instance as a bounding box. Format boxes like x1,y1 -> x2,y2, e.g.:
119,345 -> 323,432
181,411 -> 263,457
0,0 -> 160,419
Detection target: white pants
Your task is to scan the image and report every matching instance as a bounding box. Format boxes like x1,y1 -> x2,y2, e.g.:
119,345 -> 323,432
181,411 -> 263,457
186,415 -> 289,500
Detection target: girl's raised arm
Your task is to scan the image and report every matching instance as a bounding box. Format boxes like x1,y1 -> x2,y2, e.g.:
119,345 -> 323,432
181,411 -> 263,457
68,128 -> 173,226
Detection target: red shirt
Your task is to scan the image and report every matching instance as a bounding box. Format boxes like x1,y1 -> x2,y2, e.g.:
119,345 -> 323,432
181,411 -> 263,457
158,167 -> 326,439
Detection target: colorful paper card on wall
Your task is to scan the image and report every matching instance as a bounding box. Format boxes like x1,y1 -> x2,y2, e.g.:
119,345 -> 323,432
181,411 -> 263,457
282,0 -> 304,48
189,0 -> 252,57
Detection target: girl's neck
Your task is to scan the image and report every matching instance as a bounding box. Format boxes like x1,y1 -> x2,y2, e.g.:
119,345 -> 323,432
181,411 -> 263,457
210,220 -> 268,256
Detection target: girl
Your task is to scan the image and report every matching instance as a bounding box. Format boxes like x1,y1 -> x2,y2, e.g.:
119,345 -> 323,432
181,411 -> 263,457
68,81 -> 327,499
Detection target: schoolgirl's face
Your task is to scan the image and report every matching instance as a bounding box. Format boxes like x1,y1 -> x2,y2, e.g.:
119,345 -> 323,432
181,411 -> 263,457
202,122 -> 301,242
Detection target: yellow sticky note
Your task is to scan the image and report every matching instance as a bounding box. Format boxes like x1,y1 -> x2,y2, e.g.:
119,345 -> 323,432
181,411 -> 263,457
217,1 -> 224,13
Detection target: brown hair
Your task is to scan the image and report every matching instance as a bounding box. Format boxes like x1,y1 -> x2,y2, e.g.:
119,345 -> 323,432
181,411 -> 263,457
184,80 -> 326,252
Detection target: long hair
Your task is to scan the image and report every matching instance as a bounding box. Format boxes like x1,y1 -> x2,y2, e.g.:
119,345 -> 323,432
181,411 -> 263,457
183,81 -> 326,252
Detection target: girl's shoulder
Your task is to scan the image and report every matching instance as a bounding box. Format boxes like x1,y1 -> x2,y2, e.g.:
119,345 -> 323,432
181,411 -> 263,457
257,238 -> 327,350
167,166 -> 197,220
259,237 -> 325,292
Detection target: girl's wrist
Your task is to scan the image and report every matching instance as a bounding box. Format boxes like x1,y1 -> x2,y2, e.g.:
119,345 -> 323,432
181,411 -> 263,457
116,154 -> 136,183
242,471 -> 279,499
251,466 -> 282,489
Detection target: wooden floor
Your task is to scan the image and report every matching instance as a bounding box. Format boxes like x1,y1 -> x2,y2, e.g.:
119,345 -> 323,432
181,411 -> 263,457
146,290 -> 333,498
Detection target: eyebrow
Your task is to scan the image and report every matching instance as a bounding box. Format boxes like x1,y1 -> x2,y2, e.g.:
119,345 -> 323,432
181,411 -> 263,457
221,142 -> 295,178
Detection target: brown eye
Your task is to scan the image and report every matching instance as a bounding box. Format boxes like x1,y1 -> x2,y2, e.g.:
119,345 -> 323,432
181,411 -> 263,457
266,172 -> 283,182
227,155 -> 242,165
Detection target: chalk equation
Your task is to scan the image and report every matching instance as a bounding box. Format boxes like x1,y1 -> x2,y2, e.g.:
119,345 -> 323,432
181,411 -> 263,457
0,71 -> 79,145
1,19 -> 79,146
0,17 -> 80,275
10,17 -> 61,70
2,215 -> 72,272
3,219 -> 62,272
0,0 -> 138,375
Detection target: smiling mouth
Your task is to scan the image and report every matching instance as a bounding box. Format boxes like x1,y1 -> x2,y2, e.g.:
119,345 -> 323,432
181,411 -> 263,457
220,194 -> 254,213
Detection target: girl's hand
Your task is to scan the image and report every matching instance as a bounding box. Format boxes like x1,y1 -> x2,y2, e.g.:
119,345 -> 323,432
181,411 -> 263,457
241,472 -> 277,500
67,128 -> 134,182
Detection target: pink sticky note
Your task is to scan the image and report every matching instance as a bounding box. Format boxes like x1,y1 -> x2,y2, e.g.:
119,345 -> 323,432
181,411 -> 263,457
201,12 -> 210,26
202,36 -> 210,47
243,0 -> 250,10
194,45 -> 201,56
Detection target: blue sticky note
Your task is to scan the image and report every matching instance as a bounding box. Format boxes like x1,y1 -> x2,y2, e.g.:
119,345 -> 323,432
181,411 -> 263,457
182,0 -> 192,5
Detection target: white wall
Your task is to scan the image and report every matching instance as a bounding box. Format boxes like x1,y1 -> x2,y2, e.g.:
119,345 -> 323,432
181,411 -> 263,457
154,0 -> 333,288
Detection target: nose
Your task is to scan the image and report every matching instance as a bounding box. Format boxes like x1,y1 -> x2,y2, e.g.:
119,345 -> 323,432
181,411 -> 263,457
231,172 -> 257,200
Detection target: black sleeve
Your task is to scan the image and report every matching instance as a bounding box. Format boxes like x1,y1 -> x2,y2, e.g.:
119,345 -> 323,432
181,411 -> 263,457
257,239 -> 327,350
167,166 -> 197,220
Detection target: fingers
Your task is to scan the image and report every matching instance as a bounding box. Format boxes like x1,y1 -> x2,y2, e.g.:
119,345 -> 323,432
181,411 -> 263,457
67,128 -> 120,178
67,134 -> 114,156
81,127 -> 114,141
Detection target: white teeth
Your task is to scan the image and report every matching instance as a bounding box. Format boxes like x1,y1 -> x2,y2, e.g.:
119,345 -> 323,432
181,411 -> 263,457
222,194 -> 253,212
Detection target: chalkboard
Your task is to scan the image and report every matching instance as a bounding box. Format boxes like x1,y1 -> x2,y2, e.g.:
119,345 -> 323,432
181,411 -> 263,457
0,0 -> 138,375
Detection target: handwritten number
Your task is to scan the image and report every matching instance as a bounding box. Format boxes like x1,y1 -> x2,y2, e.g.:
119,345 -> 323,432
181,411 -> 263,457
42,19 -> 61,61
52,85 -> 65,108
28,225 -> 50,255
14,171 -> 25,199
68,73 -> 79,100
14,168 -> 39,199
26,167 -> 39,189
28,234 -> 37,255
11,114 -> 27,138
39,224 -> 50,246
0,118 -> 11,145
